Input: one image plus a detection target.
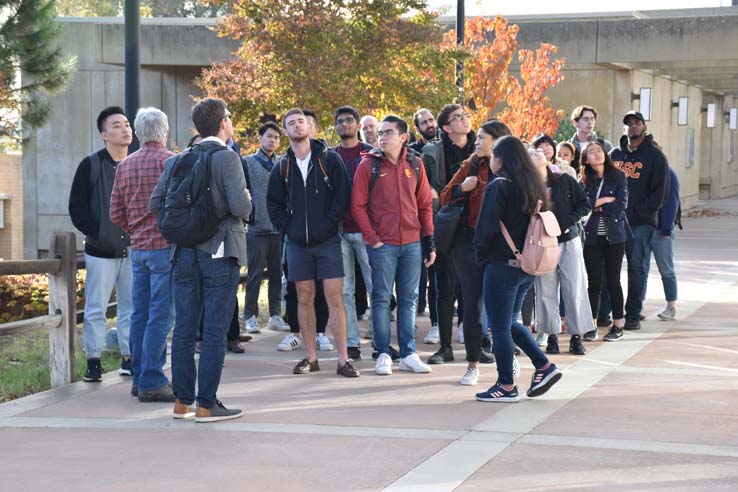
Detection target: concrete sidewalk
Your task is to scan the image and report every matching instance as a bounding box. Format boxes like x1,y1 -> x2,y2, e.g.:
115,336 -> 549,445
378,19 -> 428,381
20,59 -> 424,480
1,201 -> 737,492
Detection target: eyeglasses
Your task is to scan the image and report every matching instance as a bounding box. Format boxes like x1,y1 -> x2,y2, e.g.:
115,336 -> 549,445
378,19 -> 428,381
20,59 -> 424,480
335,117 -> 356,126
450,112 -> 472,122
377,129 -> 397,138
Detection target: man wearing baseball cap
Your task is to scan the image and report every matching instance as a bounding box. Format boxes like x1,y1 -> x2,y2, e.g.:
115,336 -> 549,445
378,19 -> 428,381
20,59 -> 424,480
609,110 -> 670,332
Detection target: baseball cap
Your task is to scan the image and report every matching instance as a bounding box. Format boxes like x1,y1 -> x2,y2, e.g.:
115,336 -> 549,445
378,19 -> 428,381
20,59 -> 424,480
623,111 -> 645,124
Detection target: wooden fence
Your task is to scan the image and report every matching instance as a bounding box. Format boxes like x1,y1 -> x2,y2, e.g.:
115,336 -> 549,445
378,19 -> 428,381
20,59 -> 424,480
0,232 -> 77,388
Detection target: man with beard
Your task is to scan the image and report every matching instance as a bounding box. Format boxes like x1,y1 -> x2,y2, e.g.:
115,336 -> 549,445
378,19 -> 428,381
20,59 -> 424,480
332,106 -> 374,360
420,104 -> 475,364
267,108 -> 359,378
609,111 -> 669,333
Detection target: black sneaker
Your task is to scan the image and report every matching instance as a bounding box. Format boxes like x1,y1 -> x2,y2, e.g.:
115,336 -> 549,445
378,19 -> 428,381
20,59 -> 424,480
118,357 -> 133,376
603,326 -> 624,341
479,350 -> 496,364
427,345 -> 454,364
597,317 -> 613,328
138,384 -> 176,403
371,344 -> 401,361
83,358 -> 103,382
624,319 -> 641,331
569,335 -> 586,355
131,385 -> 138,397
347,346 -> 362,360
583,329 -> 598,342
526,364 -> 562,398
482,335 -> 492,351
546,335 -> 560,354
195,400 -> 242,423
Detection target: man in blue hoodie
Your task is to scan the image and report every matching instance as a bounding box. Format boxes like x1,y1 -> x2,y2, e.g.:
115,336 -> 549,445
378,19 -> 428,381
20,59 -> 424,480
609,111 -> 670,331
267,108 -> 359,378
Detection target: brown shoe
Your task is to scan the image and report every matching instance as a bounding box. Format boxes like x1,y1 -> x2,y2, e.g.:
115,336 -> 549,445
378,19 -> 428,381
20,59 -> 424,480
293,357 -> 319,374
195,340 -> 202,354
238,334 -> 253,342
337,360 -> 360,378
173,399 -> 195,419
227,340 -> 245,353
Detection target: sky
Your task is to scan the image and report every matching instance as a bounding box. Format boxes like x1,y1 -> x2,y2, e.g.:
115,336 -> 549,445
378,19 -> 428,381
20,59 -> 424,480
427,0 -> 727,16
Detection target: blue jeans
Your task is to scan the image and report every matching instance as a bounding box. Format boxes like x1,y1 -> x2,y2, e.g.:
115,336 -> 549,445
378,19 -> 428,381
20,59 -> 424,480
483,262 -> 549,386
369,241 -> 421,358
625,224 -> 655,321
646,232 -> 677,302
341,232 -> 373,348
130,248 -> 174,391
171,249 -> 239,409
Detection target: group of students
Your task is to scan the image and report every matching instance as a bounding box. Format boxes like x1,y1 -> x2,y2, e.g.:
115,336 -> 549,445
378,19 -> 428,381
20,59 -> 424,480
69,98 -> 678,422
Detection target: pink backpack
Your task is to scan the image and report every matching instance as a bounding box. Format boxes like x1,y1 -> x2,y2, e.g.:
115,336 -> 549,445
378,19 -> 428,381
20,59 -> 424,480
500,199 -> 562,276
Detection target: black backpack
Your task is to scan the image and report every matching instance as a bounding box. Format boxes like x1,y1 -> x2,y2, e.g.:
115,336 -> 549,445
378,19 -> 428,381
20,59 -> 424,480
157,144 -> 225,247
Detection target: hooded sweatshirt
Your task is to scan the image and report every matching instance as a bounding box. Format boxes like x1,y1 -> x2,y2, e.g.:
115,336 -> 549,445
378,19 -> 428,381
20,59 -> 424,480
609,133 -> 670,227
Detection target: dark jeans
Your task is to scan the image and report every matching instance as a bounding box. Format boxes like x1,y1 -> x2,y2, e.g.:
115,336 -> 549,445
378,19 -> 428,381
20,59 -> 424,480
584,237 -> 626,320
483,262 -> 549,386
521,286 -> 535,327
244,233 -> 282,319
171,249 -> 239,409
433,250 -> 458,348
625,224 -> 655,322
451,232 -> 484,362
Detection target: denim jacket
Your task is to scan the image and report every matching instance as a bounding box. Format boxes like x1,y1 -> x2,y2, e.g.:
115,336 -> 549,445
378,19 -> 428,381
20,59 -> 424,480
583,170 -> 632,245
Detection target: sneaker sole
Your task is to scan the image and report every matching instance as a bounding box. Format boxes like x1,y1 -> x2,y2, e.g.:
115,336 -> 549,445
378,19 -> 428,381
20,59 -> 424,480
527,370 -> 562,398
603,335 -> 623,342
423,339 -> 440,344
475,395 -> 519,403
316,345 -> 334,351
460,379 -> 479,386
375,369 -> 392,376
657,315 -> 675,321
83,377 -> 102,382
398,365 -> 432,373
277,343 -> 300,351
173,412 -> 195,419
195,412 -> 243,423
118,370 -> 132,376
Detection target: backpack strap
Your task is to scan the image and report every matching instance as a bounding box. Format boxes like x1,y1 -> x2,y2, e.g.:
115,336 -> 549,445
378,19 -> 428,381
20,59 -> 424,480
88,151 -> 102,186
317,149 -> 332,191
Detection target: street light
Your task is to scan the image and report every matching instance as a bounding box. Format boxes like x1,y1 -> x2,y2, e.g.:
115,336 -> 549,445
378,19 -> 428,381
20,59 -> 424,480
456,0 -> 464,103
125,0 -> 140,152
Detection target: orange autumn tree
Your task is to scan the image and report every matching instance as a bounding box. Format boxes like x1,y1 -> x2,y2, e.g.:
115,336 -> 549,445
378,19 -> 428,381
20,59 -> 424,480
444,15 -> 566,140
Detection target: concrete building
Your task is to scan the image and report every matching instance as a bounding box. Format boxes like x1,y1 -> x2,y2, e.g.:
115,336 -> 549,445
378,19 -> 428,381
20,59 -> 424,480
20,9 -> 738,257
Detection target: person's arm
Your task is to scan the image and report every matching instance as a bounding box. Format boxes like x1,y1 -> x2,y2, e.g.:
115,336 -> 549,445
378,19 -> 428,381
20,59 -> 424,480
658,171 -> 680,237
565,174 -> 591,227
325,152 -> 348,226
440,161 -> 471,206
474,180 -> 504,247
633,152 -> 669,222
600,174 -> 628,216
266,160 -> 290,235
68,157 -> 97,238
219,150 -> 252,220
351,158 -> 381,247
109,164 -> 129,234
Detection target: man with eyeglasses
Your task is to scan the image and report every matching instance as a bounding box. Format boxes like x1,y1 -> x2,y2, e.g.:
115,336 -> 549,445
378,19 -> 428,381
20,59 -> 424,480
333,106 -> 374,360
352,115 -> 436,376
420,104 -> 475,364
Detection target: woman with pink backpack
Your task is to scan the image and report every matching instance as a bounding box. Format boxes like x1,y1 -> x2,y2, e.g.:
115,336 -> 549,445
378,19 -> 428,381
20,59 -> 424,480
473,136 -> 562,403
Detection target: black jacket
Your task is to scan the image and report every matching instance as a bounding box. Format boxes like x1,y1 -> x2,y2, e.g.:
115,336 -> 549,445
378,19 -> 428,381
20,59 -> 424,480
548,173 -> 591,243
474,177 -> 530,265
582,170 -> 632,246
609,134 -> 670,227
68,148 -> 130,258
266,139 -> 348,248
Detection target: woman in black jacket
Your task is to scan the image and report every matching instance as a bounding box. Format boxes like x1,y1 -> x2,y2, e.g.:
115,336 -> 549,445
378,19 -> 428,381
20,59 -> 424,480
581,142 -> 631,342
473,136 -> 562,403
529,145 -> 593,356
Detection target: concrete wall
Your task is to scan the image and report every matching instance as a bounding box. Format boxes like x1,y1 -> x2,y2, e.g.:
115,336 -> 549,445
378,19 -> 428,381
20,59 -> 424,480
0,154 -> 23,260
699,95 -> 738,199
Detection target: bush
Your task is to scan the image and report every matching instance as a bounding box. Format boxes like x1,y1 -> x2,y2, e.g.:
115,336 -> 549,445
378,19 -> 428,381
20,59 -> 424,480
0,271 -> 86,324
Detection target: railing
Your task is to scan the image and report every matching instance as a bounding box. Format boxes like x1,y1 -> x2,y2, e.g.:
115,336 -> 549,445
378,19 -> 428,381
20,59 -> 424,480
0,232 -> 77,388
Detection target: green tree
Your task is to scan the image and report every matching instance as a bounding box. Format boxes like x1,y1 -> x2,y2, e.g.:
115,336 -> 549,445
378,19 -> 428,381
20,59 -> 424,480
1,0 -> 75,148
197,0 -> 460,147
54,0 -> 229,18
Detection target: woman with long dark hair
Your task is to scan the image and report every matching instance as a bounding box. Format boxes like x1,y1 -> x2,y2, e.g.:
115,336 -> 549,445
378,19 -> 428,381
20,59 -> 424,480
473,136 -> 562,402
440,120 -> 512,385
529,143 -> 593,356
581,142 -> 631,341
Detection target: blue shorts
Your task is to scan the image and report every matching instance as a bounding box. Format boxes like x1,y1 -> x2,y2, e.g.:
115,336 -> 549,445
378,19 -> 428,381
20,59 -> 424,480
286,235 -> 344,282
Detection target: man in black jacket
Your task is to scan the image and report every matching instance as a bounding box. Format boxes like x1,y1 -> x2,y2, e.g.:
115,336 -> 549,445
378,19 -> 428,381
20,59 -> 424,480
68,106 -> 133,382
609,111 -> 670,331
267,108 -> 359,378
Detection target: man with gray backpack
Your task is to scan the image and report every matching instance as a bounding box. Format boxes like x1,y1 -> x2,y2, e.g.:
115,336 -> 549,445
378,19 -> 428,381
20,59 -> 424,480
150,97 -> 251,422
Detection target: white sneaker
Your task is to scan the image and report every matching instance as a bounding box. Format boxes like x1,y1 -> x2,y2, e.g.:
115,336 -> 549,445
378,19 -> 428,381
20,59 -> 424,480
399,353 -> 432,373
268,315 -> 290,331
512,356 -> 521,379
535,331 -> 546,347
657,306 -> 676,321
245,316 -> 260,333
277,334 -> 301,351
460,367 -> 479,386
457,323 -> 464,343
424,324 -> 440,344
315,334 -> 334,351
375,353 -> 393,375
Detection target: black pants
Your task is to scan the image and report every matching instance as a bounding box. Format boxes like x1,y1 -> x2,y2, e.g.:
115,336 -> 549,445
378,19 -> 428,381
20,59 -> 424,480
354,258 -> 368,318
426,264 -> 438,325
198,301 -> 240,342
434,249 -> 458,348
285,279 -> 328,334
244,233 -> 282,319
451,231 -> 485,362
521,287 -> 535,327
584,237 -> 626,320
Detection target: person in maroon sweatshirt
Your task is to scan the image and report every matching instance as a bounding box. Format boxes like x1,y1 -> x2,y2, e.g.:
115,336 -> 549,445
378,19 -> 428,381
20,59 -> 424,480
351,115 -> 436,376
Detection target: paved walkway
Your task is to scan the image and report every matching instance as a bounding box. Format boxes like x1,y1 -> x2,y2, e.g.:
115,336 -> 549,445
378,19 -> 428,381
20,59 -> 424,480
2,197 -> 737,492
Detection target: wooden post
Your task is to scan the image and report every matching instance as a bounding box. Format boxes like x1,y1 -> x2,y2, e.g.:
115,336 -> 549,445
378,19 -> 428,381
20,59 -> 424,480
47,232 -> 77,387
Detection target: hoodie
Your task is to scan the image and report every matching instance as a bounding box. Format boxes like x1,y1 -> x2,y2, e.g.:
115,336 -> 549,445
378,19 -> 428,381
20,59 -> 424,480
420,130 -> 476,212
609,133 -> 670,227
266,139 -> 348,248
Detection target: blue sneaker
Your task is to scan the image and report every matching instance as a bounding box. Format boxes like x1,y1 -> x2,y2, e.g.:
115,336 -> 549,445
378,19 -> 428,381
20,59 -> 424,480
475,383 -> 520,403
526,363 -> 562,398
